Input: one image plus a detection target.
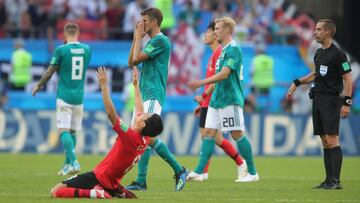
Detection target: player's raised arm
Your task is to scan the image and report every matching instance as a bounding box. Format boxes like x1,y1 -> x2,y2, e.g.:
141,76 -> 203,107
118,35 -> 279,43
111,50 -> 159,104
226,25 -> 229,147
32,64 -> 58,96
97,67 -> 118,125
132,66 -> 144,114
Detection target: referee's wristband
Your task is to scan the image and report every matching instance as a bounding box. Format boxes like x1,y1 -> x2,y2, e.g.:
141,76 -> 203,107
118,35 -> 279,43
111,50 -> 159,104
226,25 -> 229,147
343,96 -> 352,106
293,79 -> 301,87
201,92 -> 208,98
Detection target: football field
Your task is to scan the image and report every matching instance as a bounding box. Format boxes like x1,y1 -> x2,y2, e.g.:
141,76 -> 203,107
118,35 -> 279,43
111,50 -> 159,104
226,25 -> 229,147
0,154 -> 359,203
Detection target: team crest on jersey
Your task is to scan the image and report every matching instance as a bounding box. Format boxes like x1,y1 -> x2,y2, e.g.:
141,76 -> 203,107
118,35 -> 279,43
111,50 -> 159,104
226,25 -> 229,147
319,65 -> 328,76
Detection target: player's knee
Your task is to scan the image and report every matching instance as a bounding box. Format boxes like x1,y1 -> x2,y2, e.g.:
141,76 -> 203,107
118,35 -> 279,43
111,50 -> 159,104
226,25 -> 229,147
230,131 -> 244,140
202,128 -> 217,137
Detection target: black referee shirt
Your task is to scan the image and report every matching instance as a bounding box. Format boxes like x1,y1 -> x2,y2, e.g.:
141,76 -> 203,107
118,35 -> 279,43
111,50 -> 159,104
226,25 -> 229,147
313,43 -> 352,95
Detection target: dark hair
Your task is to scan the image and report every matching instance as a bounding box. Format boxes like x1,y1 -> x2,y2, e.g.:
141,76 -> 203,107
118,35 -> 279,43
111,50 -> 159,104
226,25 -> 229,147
207,21 -> 216,31
317,19 -> 336,37
64,22 -> 79,36
141,114 -> 163,137
141,7 -> 163,27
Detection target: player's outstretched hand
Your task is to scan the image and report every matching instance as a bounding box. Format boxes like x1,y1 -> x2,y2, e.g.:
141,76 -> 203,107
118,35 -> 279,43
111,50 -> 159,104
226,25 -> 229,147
96,66 -> 107,87
187,80 -> 202,91
31,84 -> 41,96
132,66 -> 139,87
286,83 -> 296,101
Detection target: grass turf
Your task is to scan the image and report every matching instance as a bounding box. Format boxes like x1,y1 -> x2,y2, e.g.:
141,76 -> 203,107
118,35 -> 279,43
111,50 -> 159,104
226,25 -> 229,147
0,153 -> 359,202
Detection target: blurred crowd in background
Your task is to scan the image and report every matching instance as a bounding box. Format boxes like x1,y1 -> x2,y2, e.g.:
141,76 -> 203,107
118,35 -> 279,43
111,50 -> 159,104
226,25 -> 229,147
0,0 -> 358,115
0,0 -> 299,45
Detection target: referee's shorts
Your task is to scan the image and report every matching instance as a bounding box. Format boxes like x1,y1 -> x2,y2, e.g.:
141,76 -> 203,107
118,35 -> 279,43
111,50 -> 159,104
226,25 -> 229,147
312,93 -> 342,135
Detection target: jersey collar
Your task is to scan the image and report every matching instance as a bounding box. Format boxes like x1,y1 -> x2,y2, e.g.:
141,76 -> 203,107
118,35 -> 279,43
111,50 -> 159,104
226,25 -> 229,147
222,40 -> 236,50
66,42 -> 80,44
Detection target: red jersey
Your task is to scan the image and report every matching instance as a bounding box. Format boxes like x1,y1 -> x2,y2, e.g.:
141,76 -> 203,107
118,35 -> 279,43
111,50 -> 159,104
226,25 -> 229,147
201,46 -> 222,107
93,117 -> 149,189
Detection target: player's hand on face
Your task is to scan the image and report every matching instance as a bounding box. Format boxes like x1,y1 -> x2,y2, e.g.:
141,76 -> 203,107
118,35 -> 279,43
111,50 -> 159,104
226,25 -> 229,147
96,66 -> 107,86
340,105 -> 350,118
187,80 -> 202,91
286,83 -> 296,101
193,105 -> 201,117
194,95 -> 204,104
132,66 -> 139,86
135,20 -> 146,39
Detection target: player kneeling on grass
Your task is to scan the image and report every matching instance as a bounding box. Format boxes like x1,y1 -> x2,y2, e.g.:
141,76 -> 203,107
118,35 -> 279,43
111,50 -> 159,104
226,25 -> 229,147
50,66 -> 163,199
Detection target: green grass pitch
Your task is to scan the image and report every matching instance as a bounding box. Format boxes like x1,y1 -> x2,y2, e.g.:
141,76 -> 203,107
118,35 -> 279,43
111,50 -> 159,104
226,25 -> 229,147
0,153 -> 359,203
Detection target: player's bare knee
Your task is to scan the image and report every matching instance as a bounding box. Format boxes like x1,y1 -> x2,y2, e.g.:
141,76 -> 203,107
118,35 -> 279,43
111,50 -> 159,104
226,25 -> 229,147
203,128 -> 217,137
231,130 -> 244,140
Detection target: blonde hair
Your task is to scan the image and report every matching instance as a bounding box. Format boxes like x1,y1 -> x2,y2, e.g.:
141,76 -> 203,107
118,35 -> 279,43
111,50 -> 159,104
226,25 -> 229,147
215,17 -> 236,34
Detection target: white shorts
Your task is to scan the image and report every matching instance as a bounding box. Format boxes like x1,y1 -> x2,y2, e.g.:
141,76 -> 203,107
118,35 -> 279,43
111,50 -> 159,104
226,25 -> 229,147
205,105 -> 245,132
56,99 -> 83,131
131,99 -> 162,124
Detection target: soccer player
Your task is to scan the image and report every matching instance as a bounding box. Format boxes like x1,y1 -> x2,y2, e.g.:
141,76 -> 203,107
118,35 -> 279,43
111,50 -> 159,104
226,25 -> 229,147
287,19 -> 352,189
187,17 -> 259,182
187,21 -> 248,182
32,23 -> 91,176
126,7 -> 188,191
50,66 -> 164,199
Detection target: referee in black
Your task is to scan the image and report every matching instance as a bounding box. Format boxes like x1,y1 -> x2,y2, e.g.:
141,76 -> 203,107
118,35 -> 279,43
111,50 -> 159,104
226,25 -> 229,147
286,19 -> 352,190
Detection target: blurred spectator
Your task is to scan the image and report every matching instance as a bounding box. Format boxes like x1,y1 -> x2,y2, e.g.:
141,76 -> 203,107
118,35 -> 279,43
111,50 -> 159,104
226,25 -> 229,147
233,13 -> 250,43
250,43 -> 274,111
0,76 -> 8,108
212,1 -> 230,19
251,43 -> 274,93
5,0 -> 28,38
292,85 -> 311,114
122,0 -> 147,40
27,0 -> 51,38
10,39 -> 32,90
250,0 -> 273,42
196,0 -> 213,34
244,87 -> 257,113
270,15 -> 296,45
66,0 -> 87,20
105,0 -> 125,39
178,0 -> 201,34
86,0 -> 107,20
0,0 -> 6,37
252,0 -> 273,26
155,0 -> 176,36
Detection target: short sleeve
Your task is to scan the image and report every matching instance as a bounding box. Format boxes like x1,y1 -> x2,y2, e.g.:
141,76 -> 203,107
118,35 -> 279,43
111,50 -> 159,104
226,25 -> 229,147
50,47 -> 61,65
224,47 -> 240,71
143,37 -> 167,59
337,51 -> 351,75
112,117 -> 130,136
